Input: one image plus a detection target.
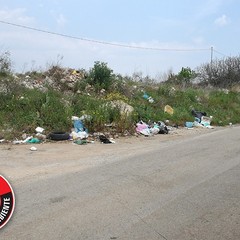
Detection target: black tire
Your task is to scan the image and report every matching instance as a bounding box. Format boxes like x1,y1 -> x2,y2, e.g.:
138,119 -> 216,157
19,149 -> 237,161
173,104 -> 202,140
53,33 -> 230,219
99,135 -> 112,144
48,132 -> 70,141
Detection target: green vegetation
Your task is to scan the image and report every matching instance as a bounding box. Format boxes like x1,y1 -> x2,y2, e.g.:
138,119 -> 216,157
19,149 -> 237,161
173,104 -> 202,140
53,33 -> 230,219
1,53 -> 240,140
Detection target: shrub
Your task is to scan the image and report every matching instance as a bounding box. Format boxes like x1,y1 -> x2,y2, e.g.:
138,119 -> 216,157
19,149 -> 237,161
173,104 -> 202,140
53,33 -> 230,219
0,51 -> 12,76
197,55 -> 240,88
87,61 -> 114,92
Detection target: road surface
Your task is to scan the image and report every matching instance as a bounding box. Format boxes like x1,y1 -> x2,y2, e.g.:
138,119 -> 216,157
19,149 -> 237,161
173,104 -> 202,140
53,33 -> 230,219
0,126 -> 240,239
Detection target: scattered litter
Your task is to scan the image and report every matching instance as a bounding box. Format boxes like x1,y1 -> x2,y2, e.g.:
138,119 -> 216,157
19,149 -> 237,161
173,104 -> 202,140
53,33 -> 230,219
13,140 -> 23,144
136,120 -> 169,136
79,114 -> 92,121
13,136 -> 32,144
72,116 -> 80,121
35,126 -> 44,133
73,139 -> 87,145
99,135 -> 115,144
71,131 -> 88,140
72,70 -> 80,75
136,121 -> 151,136
185,122 -> 194,128
156,121 -> 169,134
36,133 -> 47,140
164,105 -> 174,115
27,138 -> 41,144
191,109 -> 214,129
71,116 -> 89,140
201,116 -> 213,128
148,97 -> 154,103
48,132 -> 70,141
73,118 -> 85,132
30,146 -> 37,151
143,92 -> 154,103
109,138 -> 116,144
191,109 -> 206,122
143,93 -> 149,99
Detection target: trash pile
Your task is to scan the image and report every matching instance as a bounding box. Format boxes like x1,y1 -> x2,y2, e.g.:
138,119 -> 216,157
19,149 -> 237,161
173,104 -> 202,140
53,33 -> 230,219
136,120 -> 169,136
70,116 -> 115,144
0,107 -> 217,148
3,114 -> 117,147
71,116 -> 89,141
185,110 -> 214,129
12,126 -> 46,145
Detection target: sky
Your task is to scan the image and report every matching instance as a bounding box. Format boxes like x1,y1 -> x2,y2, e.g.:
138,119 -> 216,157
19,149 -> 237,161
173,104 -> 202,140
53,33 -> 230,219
0,0 -> 239,78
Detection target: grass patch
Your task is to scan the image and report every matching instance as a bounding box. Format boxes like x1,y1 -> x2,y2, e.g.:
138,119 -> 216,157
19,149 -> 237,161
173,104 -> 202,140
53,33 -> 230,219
1,73 -> 240,140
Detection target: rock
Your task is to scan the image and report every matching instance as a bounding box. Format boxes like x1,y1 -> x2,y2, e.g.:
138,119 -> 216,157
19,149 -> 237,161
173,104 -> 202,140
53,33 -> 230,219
108,100 -> 134,115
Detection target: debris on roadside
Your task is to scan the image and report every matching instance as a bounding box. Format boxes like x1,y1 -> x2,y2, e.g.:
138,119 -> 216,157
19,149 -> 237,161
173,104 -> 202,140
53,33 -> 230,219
30,146 -> 37,151
13,135 -> 42,144
48,132 -> 70,141
156,121 -> 169,134
71,116 -> 89,140
73,139 -> 88,145
35,133 -> 47,141
0,134 -> 5,143
184,109 -> 214,129
26,137 -> 41,144
35,126 -> 44,133
185,122 -> 194,129
136,121 -> 152,136
164,105 -> 174,115
98,135 -> 115,144
135,120 -> 170,137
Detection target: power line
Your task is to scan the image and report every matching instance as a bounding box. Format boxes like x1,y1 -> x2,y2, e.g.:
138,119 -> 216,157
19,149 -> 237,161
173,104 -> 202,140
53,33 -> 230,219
213,49 -> 227,57
0,20 -> 211,52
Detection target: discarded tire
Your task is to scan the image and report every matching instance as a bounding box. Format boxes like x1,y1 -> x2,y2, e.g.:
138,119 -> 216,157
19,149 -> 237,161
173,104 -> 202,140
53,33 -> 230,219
99,135 -> 112,144
48,132 -> 70,141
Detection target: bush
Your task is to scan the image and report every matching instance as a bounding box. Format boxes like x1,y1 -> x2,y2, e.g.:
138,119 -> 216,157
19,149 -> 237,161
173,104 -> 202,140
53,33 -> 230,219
0,51 -> 12,76
87,61 -> 114,92
197,56 -> 240,88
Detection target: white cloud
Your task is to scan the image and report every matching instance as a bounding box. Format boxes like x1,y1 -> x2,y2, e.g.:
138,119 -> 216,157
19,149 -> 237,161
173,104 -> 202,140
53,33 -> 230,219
56,14 -> 67,28
0,8 -> 34,24
214,14 -> 230,26
196,0 -> 225,18
192,37 -> 205,45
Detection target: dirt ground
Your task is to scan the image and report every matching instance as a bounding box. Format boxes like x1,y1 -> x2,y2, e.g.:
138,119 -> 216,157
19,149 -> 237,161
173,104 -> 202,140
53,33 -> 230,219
0,126 -> 224,186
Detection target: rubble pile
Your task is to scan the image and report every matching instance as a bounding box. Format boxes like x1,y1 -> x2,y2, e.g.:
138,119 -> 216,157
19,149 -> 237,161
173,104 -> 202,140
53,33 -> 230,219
17,67 -> 86,92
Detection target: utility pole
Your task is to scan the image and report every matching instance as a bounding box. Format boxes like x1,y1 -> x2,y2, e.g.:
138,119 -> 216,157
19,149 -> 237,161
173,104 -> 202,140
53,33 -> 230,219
210,46 -> 213,67
209,46 -> 214,86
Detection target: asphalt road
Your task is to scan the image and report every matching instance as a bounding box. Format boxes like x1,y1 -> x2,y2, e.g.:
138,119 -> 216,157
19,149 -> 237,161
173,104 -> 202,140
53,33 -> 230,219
1,126 -> 240,240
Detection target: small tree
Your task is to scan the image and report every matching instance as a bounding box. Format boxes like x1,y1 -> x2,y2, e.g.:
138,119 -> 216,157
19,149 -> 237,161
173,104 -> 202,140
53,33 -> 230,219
164,67 -> 195,86
87,61 -> 114,92
176,67 -> 196,86
0,51 -> 12,76
197,55 -> 240,88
